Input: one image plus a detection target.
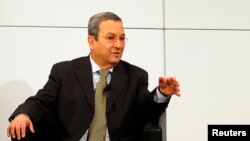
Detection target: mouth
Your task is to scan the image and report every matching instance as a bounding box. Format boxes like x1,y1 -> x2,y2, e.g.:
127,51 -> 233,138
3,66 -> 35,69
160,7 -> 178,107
111,52 -> 122,58
112,52 -> 120,55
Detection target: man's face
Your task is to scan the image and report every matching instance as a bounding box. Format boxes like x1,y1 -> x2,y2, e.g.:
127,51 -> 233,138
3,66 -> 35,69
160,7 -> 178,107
89,20 -> 126,69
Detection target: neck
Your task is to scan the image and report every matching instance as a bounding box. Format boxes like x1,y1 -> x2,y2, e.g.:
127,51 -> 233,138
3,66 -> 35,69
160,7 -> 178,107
90,54 -> 116,70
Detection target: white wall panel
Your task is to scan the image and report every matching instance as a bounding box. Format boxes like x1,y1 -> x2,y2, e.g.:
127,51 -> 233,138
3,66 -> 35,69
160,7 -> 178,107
124,29 -> 165,90
165,30 -> 250,141
0,27 -> 89,89
165,0 -> 250,29
0,27 -> 88,141
0,0 -> 164,28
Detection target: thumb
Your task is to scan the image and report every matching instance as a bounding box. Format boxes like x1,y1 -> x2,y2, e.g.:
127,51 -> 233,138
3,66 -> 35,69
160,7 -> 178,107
159,77 -> 164,84
29,122 -> 35,133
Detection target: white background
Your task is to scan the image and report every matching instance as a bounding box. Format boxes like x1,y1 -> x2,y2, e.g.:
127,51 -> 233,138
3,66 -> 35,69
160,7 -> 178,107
1,0 -> 250,141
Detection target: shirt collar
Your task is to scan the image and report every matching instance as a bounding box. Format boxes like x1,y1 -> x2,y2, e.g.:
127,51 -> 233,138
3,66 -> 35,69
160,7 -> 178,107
89,55 -> 113,73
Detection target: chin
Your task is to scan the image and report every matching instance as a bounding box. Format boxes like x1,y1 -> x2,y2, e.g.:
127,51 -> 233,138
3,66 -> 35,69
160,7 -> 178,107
110,59 -> 120,65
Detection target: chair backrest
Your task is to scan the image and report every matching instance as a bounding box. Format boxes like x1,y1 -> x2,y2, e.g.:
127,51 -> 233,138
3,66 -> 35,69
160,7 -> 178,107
143,121 -> 162,141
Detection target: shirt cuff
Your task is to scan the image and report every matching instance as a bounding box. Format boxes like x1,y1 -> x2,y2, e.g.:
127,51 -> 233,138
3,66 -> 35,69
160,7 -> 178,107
153,88 -> 169,103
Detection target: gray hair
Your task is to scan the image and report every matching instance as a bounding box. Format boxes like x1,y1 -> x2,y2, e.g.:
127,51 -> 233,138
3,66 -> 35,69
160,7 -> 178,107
88,12 -> 122,40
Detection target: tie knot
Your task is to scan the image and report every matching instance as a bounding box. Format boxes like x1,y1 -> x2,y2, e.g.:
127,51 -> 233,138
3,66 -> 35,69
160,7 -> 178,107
98,70 -> 109,78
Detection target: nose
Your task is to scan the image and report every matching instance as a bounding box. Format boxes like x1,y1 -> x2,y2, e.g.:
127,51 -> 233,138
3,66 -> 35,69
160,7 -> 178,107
113,38 -> 124,48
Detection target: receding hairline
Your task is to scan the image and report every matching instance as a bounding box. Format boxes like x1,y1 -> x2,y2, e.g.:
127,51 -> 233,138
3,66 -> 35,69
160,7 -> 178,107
88,12 -> 123,38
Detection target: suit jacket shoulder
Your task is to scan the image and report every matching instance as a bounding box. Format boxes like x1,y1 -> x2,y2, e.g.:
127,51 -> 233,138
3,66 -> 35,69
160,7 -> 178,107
118,60 -> 148,77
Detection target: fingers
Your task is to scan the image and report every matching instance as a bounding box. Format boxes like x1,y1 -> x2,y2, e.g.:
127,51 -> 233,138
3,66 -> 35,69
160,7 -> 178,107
160,77 -> 176,85
7,121 -> 25,140
7,124 -> 10,137
15,123 -> 21,140
7,122 -> 18,139
29,122 -> 35,133
159,76 -> 173,88
7,114 -> 33,140
173,80 -> 181,97
159,76 -> 181,96
172,79 -> 181,97
21,122 -> 28,138
7,124 -> 13,138
174,86 -> 181,97
158,77 -> 165,87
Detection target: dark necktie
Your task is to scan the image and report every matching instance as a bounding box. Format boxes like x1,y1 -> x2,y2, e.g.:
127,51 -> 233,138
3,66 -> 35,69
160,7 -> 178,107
88,70 -> 109,141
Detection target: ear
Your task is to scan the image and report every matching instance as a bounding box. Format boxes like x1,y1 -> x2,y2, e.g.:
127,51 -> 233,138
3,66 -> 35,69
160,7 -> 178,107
88,35 -> 95,51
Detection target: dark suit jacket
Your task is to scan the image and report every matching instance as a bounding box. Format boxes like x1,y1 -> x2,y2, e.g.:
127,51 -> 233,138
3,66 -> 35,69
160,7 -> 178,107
10,56 -> 171,141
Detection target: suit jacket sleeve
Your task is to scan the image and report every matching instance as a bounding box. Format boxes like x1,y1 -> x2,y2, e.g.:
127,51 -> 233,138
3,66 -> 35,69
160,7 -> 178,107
136,69 -> 171,123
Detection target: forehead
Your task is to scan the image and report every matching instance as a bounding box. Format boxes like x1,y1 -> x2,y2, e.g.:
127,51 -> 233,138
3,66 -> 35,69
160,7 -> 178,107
99,20 -> 125,35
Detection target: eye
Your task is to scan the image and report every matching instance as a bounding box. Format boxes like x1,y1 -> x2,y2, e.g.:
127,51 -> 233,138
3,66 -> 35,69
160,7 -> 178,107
107,36 -> 115,41
119,36 -> 125,41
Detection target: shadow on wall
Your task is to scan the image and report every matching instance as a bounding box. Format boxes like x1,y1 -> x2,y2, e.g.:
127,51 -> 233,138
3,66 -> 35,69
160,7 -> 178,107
0,80 -> 34,141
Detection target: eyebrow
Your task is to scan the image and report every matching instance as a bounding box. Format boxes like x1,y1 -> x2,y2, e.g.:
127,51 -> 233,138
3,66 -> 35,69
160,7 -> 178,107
106,32 -> 126,37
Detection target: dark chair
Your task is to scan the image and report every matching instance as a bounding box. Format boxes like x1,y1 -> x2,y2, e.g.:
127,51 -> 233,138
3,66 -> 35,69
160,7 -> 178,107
143,121 -> 162,141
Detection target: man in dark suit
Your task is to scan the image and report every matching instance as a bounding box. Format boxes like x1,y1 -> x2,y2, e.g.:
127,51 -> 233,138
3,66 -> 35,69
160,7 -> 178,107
7,12 -> 180,141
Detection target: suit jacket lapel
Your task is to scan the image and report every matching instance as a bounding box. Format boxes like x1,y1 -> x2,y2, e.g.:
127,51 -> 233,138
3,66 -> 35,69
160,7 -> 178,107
107,62 -> 128,112
75,56 -> 95,111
